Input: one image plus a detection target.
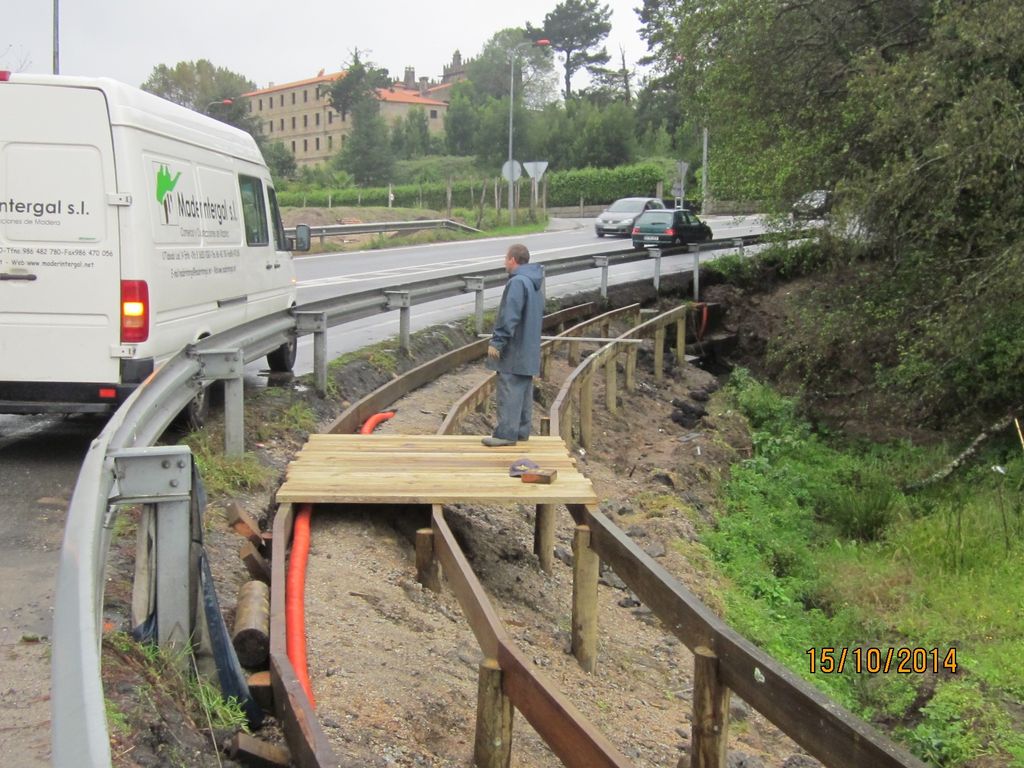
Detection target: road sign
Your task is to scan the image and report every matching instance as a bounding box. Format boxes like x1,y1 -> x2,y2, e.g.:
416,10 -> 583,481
501,160 -> 522,182
522,161 -> 548,180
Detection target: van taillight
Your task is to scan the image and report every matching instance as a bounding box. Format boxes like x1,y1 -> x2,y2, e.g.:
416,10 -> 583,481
121,280 -> 149,343
664,228 -> 676,236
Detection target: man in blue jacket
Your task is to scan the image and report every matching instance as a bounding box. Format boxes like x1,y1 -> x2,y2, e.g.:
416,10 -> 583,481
482,243 -> 544,447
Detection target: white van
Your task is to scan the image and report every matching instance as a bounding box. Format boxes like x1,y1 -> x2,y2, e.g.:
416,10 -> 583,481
0,71 -> 310,416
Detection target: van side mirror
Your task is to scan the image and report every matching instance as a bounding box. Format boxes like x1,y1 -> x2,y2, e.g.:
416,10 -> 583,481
291,223 -> 311,252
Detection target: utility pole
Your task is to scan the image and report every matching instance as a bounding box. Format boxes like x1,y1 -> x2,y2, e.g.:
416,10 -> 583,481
702,127 -> 709,209
52,0 -> 60,74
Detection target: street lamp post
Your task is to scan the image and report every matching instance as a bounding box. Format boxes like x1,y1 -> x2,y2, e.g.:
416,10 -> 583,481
205,98 -> 233,114
507,39 -> 549,226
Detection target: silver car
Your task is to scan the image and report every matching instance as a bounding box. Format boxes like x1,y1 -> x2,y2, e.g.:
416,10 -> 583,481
595,197 -> 666,237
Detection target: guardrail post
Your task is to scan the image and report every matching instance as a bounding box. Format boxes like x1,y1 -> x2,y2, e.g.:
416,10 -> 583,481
296,312 -> 329,397
534,504 -> 556,573
649,247 -> 662,291
415,528 -> 441,592
691,245 -> 701,300
654,326 -> 666,381
690,646 -> 731,768
463,276 -> 487,335
385,291 -> 413,353
571,524 -> 598,673
625,344 -> 637,392
594,255 -> 610,299
580,373 -> 594,451
568,334 -> 581,366
110,447 -> 193,660
474,658 -> 513,768
195,348 -> 245,456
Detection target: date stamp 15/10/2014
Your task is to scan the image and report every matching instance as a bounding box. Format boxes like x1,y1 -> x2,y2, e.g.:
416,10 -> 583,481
806,647 -> 958,675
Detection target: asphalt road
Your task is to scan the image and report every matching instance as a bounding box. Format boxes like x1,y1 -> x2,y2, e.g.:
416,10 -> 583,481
0,213 -> 765,764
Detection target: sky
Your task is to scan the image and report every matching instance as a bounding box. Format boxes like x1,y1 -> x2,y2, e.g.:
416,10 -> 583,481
2,0 -> 654,92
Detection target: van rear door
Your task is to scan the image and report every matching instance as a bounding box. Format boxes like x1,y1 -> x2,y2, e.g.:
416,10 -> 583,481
0,82 -> 121,389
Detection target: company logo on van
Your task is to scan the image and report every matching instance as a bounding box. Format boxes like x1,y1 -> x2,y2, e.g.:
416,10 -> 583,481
153,164 -> 239,230
156,164 -> 182,224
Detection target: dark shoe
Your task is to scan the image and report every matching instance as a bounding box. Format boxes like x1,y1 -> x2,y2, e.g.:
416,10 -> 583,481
481,436 -> 517,447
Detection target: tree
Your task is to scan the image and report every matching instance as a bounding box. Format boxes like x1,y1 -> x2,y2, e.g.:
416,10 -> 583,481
325,50 -> 390,122
141,59 -> 258,135
466,28 -> 558,107
581,47 -> 635,106
392,108 -> 431,159
262,141 -> 297,181
528,0 -> 612,98
339,99 -> 394,185
443,82 -> 481,155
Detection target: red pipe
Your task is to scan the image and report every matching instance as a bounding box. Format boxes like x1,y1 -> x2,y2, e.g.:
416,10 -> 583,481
286,503 -> 315,707
359,410 -> 396,434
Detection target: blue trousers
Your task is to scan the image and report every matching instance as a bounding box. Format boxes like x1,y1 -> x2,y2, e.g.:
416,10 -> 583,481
493,372 -> 534,441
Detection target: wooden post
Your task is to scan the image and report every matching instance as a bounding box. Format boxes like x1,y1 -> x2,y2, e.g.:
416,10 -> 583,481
232,580 -> 270,669
539,417 -> 550,437
689,646 -> 731,768
676,317 -> 686,363
654,325 -> 666,381
605,353 -> 618,414
474,658 -> 513,768
626,346 -> 637,392
415,528 -> 441,592
580,374 -> 594,451
571,525 -> 599,673
534,504 -> 556,573
568,337 -> 580,366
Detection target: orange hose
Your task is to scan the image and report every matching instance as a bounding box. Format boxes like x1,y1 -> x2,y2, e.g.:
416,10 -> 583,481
286,503 -> 315,707
696,302 -> 709,341
360,410 -> 396,434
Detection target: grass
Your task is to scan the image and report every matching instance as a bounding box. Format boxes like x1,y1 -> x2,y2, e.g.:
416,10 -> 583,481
181,430 -> 273,497
705,369 -> 1024,766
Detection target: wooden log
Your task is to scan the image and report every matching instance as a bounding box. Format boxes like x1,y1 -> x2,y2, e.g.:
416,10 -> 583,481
474,658 -> 513,768
232,580 -> 271,669
240,540 -> 271,584
228,732 -> 291,767
534,504 -> 556,573
415,528 -> 442,592
688,646 -> 731,768
571,525 -> 599,673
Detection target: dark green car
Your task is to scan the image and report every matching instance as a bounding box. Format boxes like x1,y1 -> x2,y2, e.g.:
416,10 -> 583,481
631,209 -> 713,249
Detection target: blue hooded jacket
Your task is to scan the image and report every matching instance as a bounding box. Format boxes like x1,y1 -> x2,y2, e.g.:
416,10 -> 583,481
486,262 -> 544,376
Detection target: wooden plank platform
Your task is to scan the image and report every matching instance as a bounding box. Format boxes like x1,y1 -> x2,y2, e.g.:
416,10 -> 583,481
276,435 -> 598,505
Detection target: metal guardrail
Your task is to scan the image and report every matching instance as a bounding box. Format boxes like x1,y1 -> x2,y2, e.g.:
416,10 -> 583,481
284,218 -> 481,245
50,233 -> 763,765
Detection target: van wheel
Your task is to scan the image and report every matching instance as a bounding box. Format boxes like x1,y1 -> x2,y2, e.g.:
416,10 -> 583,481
267,336 -> 297,372
176,384 -> 211,431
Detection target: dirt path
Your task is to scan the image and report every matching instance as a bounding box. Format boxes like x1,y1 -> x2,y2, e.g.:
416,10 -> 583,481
301,340 -> 820,767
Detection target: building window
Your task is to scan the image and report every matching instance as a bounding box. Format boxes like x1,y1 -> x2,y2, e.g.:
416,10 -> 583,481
280,118 -> 284,130
258,98 -> 263,110
303,139 -> 308,152
328,112 -> 334,124
304,90 -> 308,102
291,116 -> 296,129
268,121 -> 273,133
291,141 -> 295,153
303,114 -> 308,128
328,135 -> 333,149
291,92 -> 296,104
315,112 -> 320,126
430,109 -> 438,119
279,95 -> 284,106
315,137 -> 320,150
